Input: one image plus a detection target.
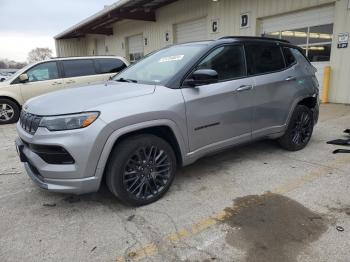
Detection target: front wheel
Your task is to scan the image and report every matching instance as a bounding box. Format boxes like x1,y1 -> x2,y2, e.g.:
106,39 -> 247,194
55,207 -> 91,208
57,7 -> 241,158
0,99 -> 20,124
278,105 -> 314,151
106,134 -> 177,206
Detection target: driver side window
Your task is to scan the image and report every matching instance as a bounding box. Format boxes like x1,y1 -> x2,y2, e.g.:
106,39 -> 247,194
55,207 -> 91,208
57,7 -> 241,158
197,45 -> 246,81
26,62 -> 59,82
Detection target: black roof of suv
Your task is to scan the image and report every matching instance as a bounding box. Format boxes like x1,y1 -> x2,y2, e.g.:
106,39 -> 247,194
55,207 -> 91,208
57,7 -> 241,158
219,36 -> 290,44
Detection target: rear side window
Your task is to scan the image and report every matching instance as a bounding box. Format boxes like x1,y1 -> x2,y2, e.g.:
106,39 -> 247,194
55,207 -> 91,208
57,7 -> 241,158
246,44 -> 285,75
196,45 -> 246,81
62,59 -> 96,78
97,58 -> 127,74
290,48 -> 312,65
283,47 -> 296,67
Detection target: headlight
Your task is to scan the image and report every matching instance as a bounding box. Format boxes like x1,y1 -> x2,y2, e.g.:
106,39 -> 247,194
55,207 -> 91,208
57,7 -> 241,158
39,112 -> 99,131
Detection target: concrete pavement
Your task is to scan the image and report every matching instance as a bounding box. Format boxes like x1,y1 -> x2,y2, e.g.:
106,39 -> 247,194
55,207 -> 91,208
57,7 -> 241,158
1,103 -> 350,262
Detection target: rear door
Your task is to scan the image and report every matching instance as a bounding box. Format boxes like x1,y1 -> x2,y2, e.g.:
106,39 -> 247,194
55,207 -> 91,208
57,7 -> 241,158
182,44 -> 254,152
246,42 -> 298,137
18,61 -> 63,101
61,59 -> 103,88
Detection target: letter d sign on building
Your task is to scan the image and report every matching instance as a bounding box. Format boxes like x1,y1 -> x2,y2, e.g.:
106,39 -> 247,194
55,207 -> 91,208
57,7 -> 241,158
240,13 -> 250,29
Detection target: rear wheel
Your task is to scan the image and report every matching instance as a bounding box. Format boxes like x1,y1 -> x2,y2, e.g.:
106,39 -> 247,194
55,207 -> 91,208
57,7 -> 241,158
106,134 -> 177,206
278,105 -> 314,151
0,99 -> 20,124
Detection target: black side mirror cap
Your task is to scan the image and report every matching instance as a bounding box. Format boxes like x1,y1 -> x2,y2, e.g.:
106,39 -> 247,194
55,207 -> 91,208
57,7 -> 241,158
184,69 -> 219,87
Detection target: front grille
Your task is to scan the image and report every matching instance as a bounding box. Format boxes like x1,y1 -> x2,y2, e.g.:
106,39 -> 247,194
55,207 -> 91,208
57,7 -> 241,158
20,111 -> 42,135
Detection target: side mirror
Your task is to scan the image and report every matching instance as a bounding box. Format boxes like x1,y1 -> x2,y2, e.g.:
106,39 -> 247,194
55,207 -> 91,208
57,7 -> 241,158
184,69 -> 219,87
0,78 -> 5,82
19,73 -> 29,83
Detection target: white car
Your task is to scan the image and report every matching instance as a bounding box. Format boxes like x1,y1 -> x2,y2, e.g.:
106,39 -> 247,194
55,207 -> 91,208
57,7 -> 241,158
0,56 -> 129,124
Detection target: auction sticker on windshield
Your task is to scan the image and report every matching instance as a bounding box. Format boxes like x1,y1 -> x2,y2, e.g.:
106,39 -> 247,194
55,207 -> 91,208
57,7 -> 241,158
159,55 -> 184,63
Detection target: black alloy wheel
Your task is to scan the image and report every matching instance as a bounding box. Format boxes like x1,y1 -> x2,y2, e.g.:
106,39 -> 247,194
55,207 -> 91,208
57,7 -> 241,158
123,145 -> 172,200
278,105 -> 314,151
290,110 -> 313,145
106,134 -> 177,206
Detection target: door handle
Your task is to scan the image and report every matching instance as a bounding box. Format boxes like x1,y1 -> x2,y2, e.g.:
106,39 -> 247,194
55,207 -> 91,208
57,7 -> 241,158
285,76 -> 297,81
235,85 -> 253,93
52,81 -> 62,85
66,80 -> 76,84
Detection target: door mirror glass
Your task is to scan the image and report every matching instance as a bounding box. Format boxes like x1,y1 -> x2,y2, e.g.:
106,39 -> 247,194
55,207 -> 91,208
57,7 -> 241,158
185,69 -> 219,87
19,73 -> 29,83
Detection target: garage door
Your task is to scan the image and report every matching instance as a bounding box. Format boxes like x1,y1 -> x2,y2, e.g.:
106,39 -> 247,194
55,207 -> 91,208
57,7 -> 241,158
127,34 -> 144,63
96,38 -> 105,55
260,6 -> 334,34
260,5 -> 335,99
174,18 -> 207,44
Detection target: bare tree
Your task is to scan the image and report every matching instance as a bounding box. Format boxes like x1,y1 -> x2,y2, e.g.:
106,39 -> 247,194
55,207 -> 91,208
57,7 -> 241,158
27,48 -> 53,63
0,59 -> 27,69
14,62 -> 27,69
0,60 -> 8,69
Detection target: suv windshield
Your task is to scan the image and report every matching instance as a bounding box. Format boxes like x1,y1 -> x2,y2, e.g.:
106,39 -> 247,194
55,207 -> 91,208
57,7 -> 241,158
113,44 -> 207,85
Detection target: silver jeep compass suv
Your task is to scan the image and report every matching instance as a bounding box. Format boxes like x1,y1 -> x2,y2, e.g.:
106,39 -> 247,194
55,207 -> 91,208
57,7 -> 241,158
16,37 -> 319,206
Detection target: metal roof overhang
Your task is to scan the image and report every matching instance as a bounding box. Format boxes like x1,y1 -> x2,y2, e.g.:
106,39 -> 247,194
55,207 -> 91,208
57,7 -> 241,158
55,0 -> 178,40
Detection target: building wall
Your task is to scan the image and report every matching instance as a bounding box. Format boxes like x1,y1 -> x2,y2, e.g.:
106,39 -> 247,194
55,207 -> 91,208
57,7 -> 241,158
57,0 -> 336,58
55,0 -> 350,104
329,0 -> 350,104
102,0 -> 335,56
90,0 -> 210,59
55,38 -> 87,57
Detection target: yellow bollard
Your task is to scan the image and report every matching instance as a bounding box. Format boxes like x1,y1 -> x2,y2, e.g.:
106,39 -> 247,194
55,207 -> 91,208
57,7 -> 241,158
321,66 -> 331,103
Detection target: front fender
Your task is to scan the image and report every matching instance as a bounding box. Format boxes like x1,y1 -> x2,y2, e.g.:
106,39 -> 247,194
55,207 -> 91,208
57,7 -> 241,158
93,119 -> 188,182
0,90 -> 24,105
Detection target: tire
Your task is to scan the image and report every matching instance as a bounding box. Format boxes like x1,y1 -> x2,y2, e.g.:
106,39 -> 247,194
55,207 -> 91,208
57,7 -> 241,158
278,105 -> 314,151
106,134 -> 177,206
0,99 -> 20,124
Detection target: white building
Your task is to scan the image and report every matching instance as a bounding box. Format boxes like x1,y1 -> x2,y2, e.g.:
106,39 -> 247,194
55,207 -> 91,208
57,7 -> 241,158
55,0 -> 350,104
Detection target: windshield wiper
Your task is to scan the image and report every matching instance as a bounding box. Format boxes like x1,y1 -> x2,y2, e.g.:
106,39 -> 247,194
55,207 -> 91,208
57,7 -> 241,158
115,78 -> 138,83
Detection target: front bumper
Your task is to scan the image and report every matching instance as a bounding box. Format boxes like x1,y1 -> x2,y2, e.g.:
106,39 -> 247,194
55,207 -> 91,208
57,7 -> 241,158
15,119 -> 110,194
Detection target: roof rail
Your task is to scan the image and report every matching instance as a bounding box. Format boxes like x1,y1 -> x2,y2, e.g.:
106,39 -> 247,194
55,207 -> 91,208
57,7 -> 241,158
219,36 -> 290,43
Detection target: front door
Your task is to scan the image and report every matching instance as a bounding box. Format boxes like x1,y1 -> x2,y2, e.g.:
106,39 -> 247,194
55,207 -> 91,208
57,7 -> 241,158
181,45 -> 254,152
18,61 -> 63,102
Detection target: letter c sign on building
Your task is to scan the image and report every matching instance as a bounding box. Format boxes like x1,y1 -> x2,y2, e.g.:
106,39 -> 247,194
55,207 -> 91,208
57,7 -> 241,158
211,19 -> 219,33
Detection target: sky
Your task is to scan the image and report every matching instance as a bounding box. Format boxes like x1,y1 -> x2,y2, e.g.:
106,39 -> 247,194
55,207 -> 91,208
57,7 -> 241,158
0,0 -> 117,62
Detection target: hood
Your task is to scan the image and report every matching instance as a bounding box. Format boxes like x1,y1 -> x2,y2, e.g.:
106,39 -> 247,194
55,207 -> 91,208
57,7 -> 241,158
24,81 -> 156,116
0,79 -> 10,86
